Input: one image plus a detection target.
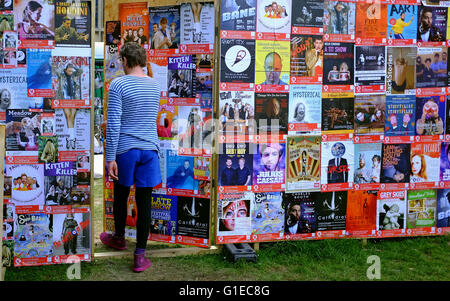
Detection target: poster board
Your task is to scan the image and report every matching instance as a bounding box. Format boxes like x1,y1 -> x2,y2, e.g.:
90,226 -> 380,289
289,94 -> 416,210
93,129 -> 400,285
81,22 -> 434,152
1,0 -> 95,267
103,0 -> 218,248
1,125 -> 4,280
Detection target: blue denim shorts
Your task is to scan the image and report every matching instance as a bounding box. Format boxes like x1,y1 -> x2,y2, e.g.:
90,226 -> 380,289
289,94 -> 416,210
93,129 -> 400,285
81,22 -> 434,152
116,149 -> 161,188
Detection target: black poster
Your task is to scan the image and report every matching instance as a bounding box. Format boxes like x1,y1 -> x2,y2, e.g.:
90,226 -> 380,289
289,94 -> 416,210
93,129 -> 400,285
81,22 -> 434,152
220,38 -> 256,83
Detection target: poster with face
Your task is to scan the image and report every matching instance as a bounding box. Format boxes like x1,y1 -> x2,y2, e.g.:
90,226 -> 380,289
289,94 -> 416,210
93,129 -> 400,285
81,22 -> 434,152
256,0 -> 292,34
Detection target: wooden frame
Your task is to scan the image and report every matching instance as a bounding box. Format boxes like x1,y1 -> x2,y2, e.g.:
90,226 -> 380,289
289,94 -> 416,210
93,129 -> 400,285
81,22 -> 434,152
0,125 -> 4,281
101,0 -> 221,255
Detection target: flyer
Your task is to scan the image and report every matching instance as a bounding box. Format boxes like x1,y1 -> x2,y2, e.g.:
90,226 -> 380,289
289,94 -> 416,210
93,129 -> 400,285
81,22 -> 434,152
5,109 -> 41,152
288,85 -> 322,134
376,190 -> 407,230
255,39 -> 290,85
436,189 -> 450,227
315,191 -> 347,231
354,46 -> 386,93
167,55 -> 196,99
0,68 -> 29,123
381,143 -> 411,185
407,189 -> 436,228
283,192 -> 318,234
346,190 -> 377,232
180,2 -> 214,45
321,93 -> 354,133
37,135 -> 58,163
218,142 -> 253,187
252,192 -> 284,235
416,47 -> 447,88
440,142 -> 450,181
256,0 -> 292,35
220,0 -> 256,33
26,48 -> 53,97
323,42 -> 354,90
52,55 -> 91,102
43,161 -> 76,205
8,164 -> 44,206
166,152 -> 198,191
119,2 -> 149,48
105,21 -> 120,46
14,0 -> 55,48
149,5 -> 180,50
157,98 -> 178,142
290,34 -> 324,84
415,96 -> 445,136
220,38 -> 256,84
286,136 -> 321,192
177,106 -> 202,154
291,0 -> 323,34
385,95 -> 416,137
54,0 -> 91,47
254,92 -> 288,135
177,196 -> 210,239
354,143 -> 382,186
417,5 -> 447,45
320,140 -> 354,188
52,212 -> 90,256
150,194 -> 177,239
253,142 -> 286,189
387,4 -> 418,45
410,141 -> 440,184
217,192 -> 252,236
355,2 -> 387,45
323,0 -> 356,42
218,90 -> 255,136
386,46 -> 417,95
354,94 -> 385,136
146,55 -> 167,94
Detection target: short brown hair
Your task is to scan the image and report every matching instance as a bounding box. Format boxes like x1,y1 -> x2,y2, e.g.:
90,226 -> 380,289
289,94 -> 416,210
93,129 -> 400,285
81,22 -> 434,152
119,42 -> 146,68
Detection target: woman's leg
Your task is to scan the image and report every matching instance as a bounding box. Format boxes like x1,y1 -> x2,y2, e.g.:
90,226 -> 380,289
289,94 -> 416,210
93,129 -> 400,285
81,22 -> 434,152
134,187 -> 153,250
113,180 -> 131,237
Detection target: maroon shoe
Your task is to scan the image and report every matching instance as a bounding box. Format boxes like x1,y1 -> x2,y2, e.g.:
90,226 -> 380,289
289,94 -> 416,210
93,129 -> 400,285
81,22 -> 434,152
100,232 -> 127,250
133,253 -> 152,272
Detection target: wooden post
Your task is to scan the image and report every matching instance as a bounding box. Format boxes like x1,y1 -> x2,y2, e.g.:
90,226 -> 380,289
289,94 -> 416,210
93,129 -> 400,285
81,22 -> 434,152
0,125 -> 5,281
362,238 -> 368,247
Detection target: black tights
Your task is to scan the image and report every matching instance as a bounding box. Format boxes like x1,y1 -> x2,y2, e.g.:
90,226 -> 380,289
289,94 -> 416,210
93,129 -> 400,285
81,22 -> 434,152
113,181 -> 153,249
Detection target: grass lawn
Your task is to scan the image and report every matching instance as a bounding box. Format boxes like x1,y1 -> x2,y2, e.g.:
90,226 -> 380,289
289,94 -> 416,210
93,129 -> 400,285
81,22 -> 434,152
3,179 -> 450,281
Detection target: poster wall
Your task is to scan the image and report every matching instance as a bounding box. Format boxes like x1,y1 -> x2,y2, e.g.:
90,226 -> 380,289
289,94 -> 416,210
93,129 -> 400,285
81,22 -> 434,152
2,0 -> 94,267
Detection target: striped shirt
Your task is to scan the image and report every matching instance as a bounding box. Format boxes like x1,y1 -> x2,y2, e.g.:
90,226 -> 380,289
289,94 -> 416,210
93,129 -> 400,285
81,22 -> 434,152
105,75 -> 161,162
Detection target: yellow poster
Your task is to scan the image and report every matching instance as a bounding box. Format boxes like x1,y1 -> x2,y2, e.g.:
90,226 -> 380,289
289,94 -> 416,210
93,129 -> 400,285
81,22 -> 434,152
255,40 -> 290,85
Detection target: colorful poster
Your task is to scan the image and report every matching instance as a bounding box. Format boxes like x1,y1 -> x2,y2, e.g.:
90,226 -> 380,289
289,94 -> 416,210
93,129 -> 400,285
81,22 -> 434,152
218,90 -> 255,135
387,4 -> 418,44
151,194 -> 177,238
354,94 -> 385,135
286,136 -> 321,192
5,109 -> 40,151
253,142 -> 286,187
323,42 -> 354,87
14,213 -> 52,260
52,212 -> 90,256
54,0 -> 91,47
354,143 -> 382,185
7,164 -> 44,206
167,55 -> 196,98
440,142 -> 450,181
417,5 -> 447,44
180,2 -> 214,45
43,172 -> 76,206
386,46 -> 417,95
291,0 -> 323,31
52,55 -> 91,102
283,192 -> 318,234
166,153 -> 197,191
407,189 -> 436,228
385,95 -> 416,136
119,2 -> 149,48
252,192 -> 284,235
220,38 -> 255,84
37,135 -> 58,163
105,21 -> 121,46
177,197 -> 210,239
290,34 -> 323,84
346,190 -> 377,231
219,143 -> 253,187
156,99 -> 178,141
254,92 -> 288,134
255,40 -> 290,85
321,93 -> 354,133
14,0 -> 55,48
146,55 -> 167,93
321,140 -> 354,186
381,143 -> 411,184
148,6 -> 180,50
355,2 -> 387,44
376,190 -> 406,230
415,96 -> 445,136
323,0 -> 356,39
218,192 -> 252,236
26,48 -> 53,97
436,189 -> 450,227
0,68 -> 29,123
288,85 -> 322,134
177,106 -> 202,153
416,47 -> 447,88
220,0 -> 256,32
256,0 -> 292,34
315,191 -> 347,231
410,141 -> 440,183
354,46 -> 386,91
